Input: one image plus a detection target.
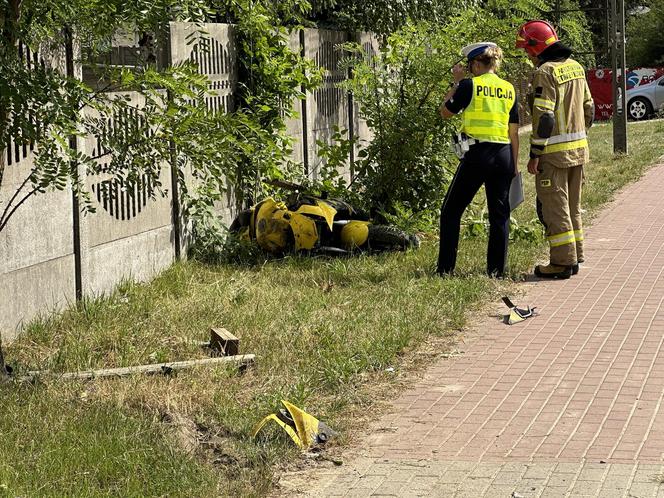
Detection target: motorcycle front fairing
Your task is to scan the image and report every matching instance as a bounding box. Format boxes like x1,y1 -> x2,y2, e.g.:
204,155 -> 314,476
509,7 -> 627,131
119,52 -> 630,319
251,197 -> 333,253
253,198 -> 292,253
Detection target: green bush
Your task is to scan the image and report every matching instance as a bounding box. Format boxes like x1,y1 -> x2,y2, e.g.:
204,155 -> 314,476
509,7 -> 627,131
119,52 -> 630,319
627,0 -> 664,67
336,12 -> 530,218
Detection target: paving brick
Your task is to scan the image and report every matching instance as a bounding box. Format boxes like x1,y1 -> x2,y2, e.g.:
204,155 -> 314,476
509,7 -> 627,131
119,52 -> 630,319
438,470 -> 469,484
345,488 -> 377,498
554,462 -> 582,474
481,485 -> 516,497
576,464 -> 607,482
600,492 -> 632,498
446,461 -> 477,472
601,476 -> 632,492
538,487 -> 569,498
453,478 -> 492,497
423,484 -> 458,497
545,473 -> 575,489
491,471 -> 524,486
607,463 -> 638,477
522,464 -> 556,480
507,482 -> 541,498
354,475 -> 387,489
628,482 -> 663,498
569,479 -> 603,495
404,476 -> 440,492
467,463 -> 500,479
369,481 -> 406,496
382,470 -> 416,483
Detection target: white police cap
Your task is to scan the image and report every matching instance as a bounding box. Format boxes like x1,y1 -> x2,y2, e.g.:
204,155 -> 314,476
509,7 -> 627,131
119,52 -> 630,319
460,42 -> 498,61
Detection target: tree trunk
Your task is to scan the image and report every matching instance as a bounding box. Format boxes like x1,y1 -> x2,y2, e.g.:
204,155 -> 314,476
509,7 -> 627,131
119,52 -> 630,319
0,136 -> 5,190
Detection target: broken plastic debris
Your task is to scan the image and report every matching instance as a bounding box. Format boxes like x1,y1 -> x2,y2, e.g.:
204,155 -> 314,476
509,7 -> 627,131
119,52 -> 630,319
502,296 -> 537,325
251,400 -> 337,450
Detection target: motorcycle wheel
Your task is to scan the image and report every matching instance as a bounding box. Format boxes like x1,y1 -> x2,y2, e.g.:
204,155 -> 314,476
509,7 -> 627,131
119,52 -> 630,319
229,209 -> 253,234
367,225 -> 420,251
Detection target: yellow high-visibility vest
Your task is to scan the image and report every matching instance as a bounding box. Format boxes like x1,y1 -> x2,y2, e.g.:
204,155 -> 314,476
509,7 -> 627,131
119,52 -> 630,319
462,73 -> 515,144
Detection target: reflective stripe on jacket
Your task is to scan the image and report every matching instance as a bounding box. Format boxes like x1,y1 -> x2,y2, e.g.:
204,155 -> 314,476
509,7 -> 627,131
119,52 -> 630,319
462,73 -> 515,144
529,58 -> 594,167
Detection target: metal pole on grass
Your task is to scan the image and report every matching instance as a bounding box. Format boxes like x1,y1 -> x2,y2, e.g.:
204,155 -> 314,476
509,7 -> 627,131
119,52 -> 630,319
64,26 -> 83,300
611,0 -> 628,154
300,29 -> 309,176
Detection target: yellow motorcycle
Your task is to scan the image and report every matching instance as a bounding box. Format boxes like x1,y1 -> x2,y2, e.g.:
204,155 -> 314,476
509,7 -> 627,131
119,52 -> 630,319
229,182 -> 420,255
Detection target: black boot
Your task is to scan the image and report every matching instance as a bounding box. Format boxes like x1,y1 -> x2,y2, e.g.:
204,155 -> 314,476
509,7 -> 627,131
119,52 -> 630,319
572,258 -> 584,276
535,264 -> 572,280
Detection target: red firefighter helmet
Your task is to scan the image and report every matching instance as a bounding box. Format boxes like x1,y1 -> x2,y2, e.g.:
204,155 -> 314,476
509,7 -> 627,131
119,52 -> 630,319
515,20 -> 559,57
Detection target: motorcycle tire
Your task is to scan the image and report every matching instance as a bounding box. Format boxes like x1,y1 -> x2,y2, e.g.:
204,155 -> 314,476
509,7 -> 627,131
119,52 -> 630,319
229,209 -> 253,234
367,225 -> 419,252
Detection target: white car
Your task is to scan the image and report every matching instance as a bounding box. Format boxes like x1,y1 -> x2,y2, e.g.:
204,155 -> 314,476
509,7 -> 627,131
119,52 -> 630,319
625,74 -> 664,120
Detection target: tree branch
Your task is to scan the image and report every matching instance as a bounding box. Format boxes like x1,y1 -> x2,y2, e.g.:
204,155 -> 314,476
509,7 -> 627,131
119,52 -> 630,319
0,169 -> 33,227
77,81 -> 122,112
0,184 -> 40,233
396,53 -> 411,120
416,82 -> 436,110
86,121 -> 167,162
0,132 -> 6,191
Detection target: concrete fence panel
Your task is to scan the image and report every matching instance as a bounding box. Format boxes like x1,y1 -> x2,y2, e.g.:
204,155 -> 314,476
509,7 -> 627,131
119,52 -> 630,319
353,33 -> 380,169
0,167 -> 76,339
79,91 -> 176,297
285,29 -> 306,169
304,29 -> 352,181
169,22 -> 239,226
0,44 -> 77,339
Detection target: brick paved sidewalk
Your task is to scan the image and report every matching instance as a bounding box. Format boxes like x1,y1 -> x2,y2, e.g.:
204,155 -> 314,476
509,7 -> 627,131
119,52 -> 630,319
287,162 -> 664,498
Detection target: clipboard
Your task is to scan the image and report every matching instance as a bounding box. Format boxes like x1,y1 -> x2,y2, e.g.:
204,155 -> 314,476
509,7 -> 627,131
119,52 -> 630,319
509,172 -> 524,211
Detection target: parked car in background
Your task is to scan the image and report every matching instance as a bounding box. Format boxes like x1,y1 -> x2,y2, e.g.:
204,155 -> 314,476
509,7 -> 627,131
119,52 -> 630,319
625,74 -> 664,120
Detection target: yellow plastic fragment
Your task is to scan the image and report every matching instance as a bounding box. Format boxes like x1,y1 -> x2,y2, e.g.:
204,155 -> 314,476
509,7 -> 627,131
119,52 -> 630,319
251,400 -> 322,449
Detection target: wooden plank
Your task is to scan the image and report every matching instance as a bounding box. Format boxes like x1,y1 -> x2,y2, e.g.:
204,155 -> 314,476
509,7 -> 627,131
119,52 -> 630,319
210,327 -> 239,356
21,354 -> 255,382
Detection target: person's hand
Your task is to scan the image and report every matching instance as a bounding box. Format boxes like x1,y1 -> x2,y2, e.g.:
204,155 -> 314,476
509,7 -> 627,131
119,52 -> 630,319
527,157 -> 540,175
451,63 -> 466,84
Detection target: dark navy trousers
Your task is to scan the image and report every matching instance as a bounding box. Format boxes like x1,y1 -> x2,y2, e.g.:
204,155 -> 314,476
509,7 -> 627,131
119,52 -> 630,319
437,142 -> 514,277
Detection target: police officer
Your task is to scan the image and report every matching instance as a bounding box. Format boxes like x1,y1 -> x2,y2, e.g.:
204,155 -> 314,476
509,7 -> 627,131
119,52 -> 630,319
516,21 -> 594,279
438,43 -> 520,278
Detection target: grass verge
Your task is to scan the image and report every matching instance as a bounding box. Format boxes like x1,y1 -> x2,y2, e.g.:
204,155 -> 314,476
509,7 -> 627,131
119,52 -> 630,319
1,120 -> 663,497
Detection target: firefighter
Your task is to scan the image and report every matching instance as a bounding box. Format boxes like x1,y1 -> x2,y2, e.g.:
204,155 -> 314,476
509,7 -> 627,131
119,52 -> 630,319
437,42 -> 520,278
516,20 -> 595,279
